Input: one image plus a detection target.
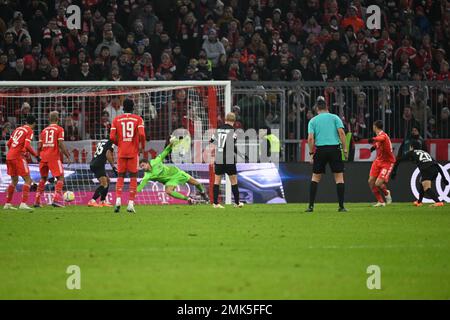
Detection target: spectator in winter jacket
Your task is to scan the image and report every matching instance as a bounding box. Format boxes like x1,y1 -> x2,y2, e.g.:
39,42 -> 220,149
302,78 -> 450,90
94,30 -> 122,58
202,29 -> 225,67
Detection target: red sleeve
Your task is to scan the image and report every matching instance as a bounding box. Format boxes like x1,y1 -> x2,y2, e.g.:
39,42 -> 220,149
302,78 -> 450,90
110,118 -> 117,144
138,116 -> 146,149
24,130 -> 38,157
372,134 -> 386,142
7,137 -> 12,148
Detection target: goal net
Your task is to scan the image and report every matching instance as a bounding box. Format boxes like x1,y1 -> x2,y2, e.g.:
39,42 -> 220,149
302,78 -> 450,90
0,81 -> 231,205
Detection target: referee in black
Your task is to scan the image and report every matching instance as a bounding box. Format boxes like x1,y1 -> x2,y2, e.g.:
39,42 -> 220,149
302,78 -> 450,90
306,96 -> 348,212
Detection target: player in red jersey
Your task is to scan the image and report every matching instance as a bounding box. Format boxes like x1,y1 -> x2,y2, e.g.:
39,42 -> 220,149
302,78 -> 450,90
34,111 -> 71,208
3,115 -> 39,210
368,120 -> 395,207
110,99 -> 146,213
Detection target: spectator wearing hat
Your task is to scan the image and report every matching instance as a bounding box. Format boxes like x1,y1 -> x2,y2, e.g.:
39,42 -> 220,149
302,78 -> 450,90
272,8 -> 287,35
156,52 -> 175,79
202,28 -> 225,67
341,5 -> 364,33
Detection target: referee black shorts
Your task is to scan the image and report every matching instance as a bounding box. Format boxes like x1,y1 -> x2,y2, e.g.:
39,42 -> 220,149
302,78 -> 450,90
420,165 -> 439,182
313,145 -> 344,174
214,163 -> 237,176
90,163 -> 106,179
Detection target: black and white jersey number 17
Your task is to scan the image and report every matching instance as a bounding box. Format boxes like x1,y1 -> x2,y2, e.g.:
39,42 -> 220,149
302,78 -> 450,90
217,132 -> 228,151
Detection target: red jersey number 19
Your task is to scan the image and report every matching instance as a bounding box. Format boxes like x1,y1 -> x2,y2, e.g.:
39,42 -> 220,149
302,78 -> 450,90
121,121 -> 134,141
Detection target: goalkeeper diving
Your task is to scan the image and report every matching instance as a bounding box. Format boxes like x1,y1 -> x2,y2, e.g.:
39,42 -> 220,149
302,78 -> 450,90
137,137 -> 209,204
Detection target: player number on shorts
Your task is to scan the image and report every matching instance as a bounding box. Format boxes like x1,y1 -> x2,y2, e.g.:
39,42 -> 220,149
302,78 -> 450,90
11,129 -> 24,147
121,121 -> 134,139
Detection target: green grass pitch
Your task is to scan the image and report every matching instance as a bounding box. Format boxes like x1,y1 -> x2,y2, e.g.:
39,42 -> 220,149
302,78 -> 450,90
1,203 -> 449,299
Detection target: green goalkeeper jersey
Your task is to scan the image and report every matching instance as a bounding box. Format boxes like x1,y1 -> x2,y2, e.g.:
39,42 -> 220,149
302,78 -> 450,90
137,145 -> 190,192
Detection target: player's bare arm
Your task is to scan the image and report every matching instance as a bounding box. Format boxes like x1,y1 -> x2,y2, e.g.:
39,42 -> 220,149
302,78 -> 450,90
307,133 -> 315,164
106,149 -> 118,175
58,140 -> 72,164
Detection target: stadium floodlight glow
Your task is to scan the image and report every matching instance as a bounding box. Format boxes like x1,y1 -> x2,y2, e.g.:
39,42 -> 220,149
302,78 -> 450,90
0,81 -> 233,204
410,164 -> 450,203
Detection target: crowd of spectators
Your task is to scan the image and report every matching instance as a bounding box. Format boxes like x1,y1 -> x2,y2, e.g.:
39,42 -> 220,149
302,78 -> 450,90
0,0 -> 449,82
0,0 -> 450,162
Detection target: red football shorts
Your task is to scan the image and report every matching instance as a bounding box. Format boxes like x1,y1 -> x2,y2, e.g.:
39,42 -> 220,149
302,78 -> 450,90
370,160 -> 394,182
40,159 -> 64,178
6,158 -> 30,177
117,156 -> 139,174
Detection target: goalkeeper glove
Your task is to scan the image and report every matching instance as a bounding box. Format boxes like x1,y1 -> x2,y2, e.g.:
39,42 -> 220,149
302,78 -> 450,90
370,146 -> 376,152
169,135 -> 178,144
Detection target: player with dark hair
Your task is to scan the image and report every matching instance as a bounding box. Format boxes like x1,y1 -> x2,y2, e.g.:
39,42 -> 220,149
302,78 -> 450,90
88,139 -> 118,207
34,111 -> 71,208
137,138 -> 209,203
391,141 -> 448,207
110,98 -> 146,213
367,120 -> 395,207
210,112 -> 243,209
3,115 -> 39,210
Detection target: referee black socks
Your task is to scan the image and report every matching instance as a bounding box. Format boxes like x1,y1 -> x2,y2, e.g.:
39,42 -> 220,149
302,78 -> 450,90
309,181 -> 318,208
336,183 -> 345,208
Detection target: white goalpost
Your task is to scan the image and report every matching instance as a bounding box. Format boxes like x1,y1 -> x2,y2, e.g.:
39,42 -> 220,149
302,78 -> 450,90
0,81 -> 232,205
